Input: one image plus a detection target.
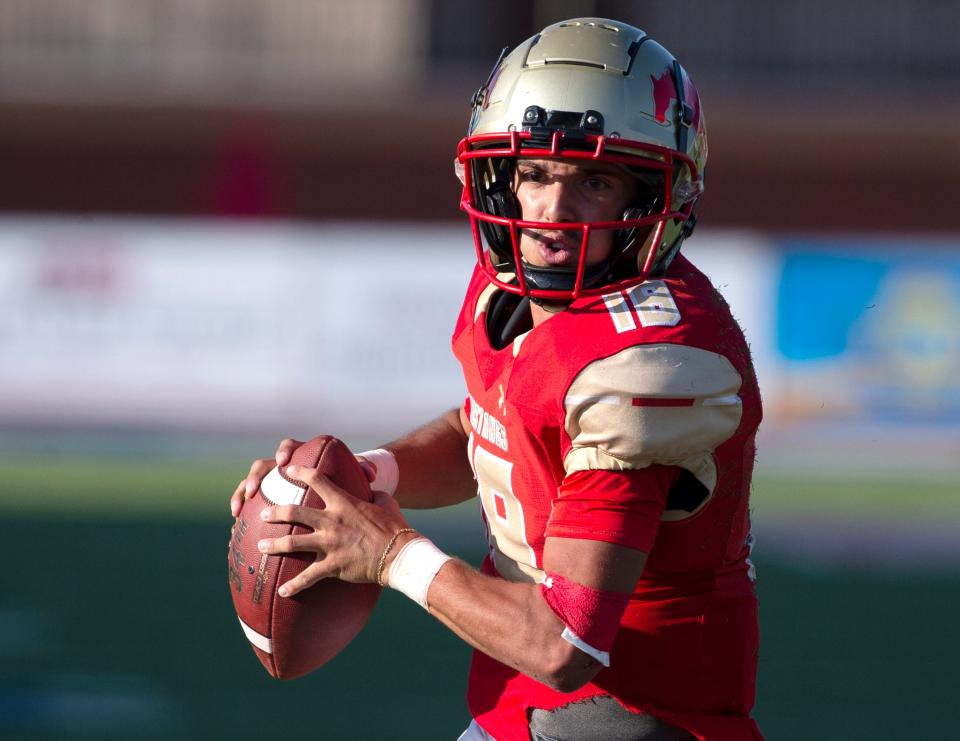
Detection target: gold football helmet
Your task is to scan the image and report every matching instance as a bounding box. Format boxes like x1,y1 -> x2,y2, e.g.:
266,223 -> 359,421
457,18 -> 707,300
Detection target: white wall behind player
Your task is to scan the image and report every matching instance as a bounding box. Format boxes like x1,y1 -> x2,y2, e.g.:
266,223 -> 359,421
0,219 -> 773,435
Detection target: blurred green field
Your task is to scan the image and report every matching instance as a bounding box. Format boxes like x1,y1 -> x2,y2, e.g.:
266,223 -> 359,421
1,456 -> 957,740
2,454 -> 959,521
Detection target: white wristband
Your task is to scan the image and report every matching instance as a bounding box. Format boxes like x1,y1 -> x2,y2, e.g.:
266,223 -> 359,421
357,448 -> 399,497
386,537 -> 452,610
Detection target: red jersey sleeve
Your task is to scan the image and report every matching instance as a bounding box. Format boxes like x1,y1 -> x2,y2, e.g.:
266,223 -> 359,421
545,465 -> 680,552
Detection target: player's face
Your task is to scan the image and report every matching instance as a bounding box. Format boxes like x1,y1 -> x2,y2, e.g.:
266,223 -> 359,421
512,158 -> 637,270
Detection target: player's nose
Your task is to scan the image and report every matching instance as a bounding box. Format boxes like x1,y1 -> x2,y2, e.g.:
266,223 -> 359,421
540,182 -> 577,223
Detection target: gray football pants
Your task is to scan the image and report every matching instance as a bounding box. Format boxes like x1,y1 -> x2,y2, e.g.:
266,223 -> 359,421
458,695 -> 696,740
528,695 -> 695,741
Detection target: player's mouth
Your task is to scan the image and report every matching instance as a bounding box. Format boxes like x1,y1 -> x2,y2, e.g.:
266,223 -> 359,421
527,232 -> 581,267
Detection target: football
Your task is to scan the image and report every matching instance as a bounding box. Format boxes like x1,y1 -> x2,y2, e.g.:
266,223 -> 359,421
228,435 -> 381,680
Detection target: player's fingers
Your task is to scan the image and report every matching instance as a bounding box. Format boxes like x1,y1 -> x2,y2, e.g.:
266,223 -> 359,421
275,438 -> 302,467
230,479 -> 247,517
257,532 -> 316,556
243,458 -> 276,498
285,465 -> 352,508
278,561 -> 332,597
261,503 -> 323,528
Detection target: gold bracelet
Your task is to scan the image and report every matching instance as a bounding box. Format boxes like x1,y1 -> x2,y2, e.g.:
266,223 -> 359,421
376,528 -> 417,587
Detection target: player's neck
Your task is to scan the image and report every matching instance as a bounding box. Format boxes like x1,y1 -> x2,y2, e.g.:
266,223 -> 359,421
531,302 -> 550,327
530,300 -> 567,327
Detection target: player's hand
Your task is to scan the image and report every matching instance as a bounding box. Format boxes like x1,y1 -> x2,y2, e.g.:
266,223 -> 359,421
230,439 -> 380,517
256,464 -> 416,594
229,438 -> 302,517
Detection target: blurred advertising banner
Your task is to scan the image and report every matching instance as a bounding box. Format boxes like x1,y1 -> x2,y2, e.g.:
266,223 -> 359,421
0,220 -> 476,435
774,238 -> 960,424
0,220 -> 777,437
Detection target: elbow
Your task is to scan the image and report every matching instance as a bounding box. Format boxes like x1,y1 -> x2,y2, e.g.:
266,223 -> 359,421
539,641 -> 603,693
545,670 -> 592,694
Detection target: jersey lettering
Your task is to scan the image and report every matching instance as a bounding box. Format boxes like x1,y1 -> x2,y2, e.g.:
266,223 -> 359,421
468,393 -> 509,451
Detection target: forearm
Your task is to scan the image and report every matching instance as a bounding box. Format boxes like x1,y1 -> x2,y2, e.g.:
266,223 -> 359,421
381,408 -> 476,509
424,559 -> 592,691
383,533 -> 644,692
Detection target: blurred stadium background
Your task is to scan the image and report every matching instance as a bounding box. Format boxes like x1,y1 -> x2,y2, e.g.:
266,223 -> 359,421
1,1 -> 958,739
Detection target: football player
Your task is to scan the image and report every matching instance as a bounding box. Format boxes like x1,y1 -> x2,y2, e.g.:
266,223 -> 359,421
234,18 -> 764,741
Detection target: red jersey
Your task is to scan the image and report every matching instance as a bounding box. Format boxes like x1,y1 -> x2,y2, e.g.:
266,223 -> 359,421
452,255 -> 763,741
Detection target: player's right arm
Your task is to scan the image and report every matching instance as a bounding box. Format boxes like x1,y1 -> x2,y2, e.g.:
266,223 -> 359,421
229,407 -> 474,517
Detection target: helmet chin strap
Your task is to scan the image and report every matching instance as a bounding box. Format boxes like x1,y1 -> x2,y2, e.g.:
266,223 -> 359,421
521,259 -> 614,300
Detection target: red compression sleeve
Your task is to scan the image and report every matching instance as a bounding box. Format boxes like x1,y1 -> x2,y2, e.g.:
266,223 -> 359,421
540,573 -> 631,663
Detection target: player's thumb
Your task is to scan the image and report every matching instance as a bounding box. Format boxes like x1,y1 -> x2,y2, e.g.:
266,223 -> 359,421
371,489 -> 400,514
355,456 -> 377,483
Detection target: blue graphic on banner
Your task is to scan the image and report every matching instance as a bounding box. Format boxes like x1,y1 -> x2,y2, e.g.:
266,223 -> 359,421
776,239 -> 960,423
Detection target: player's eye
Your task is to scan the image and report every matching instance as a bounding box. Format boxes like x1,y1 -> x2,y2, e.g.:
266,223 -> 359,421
517,167 -> 545,183
582,176 -> 612,191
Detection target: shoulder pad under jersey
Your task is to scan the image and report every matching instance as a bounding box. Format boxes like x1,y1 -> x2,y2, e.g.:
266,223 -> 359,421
563,343 -> 743,485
